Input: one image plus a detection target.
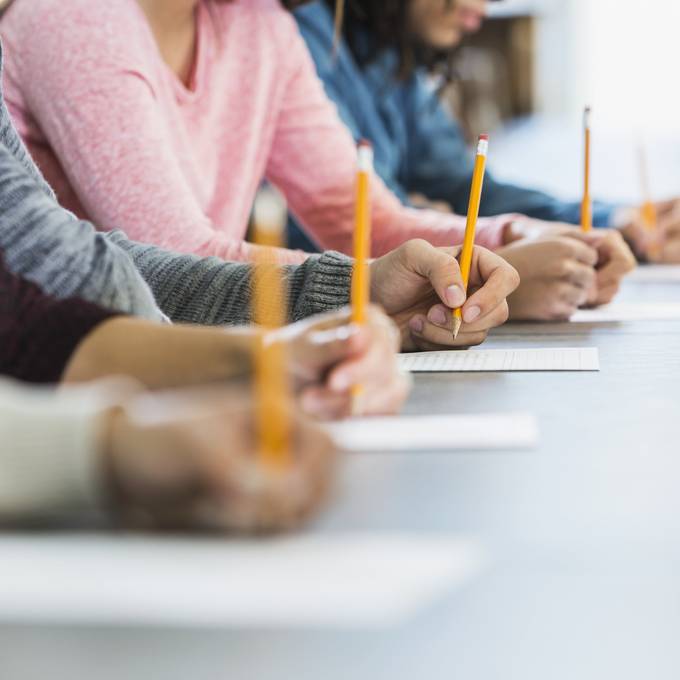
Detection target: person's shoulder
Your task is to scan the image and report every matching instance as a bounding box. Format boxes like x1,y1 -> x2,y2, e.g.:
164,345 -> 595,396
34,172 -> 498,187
211,0 -> 303,59
4,0 -> 134,29
293,1 -> 333,30
293,0 -> 335,54
1,0 -> 149,55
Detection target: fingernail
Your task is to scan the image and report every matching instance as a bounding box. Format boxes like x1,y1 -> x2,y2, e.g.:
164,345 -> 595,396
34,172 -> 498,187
310,325 -> 356,346
330,372 -> 352,392
464,305 -> 481,323
427,306 -> 448,326
409,317 -> 424,334
301,392 -> 322,415
446,285 -> 466,308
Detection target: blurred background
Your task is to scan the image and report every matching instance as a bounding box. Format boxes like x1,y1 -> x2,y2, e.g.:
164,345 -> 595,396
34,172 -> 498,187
453,0 -> 680,203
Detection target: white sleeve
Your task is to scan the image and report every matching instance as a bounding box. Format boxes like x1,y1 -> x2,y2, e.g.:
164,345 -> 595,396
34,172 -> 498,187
0,378 -> 138,520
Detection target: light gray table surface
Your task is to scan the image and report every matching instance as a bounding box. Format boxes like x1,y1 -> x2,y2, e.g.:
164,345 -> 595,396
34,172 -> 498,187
1,278 -> 679,680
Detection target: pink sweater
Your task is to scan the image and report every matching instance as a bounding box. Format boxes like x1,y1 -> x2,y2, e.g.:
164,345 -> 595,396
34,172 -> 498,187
0,0 -> 518,264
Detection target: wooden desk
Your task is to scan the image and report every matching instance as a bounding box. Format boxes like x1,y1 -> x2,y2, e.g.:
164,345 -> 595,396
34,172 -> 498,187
2,278 -> 680,680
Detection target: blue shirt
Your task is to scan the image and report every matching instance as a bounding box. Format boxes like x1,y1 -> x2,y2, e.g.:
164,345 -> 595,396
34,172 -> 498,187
288,2 -> 616,251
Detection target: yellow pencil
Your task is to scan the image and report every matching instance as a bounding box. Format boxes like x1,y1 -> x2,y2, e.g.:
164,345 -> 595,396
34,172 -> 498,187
350,140 -> 373,413
453,134 -> 489,340
332,0 -> 346,58
638,141 -> 660,256
581,106 -> 593,232
252,186 -> 291,470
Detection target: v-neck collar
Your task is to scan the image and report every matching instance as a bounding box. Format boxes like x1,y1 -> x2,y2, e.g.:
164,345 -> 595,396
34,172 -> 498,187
134,0 -> 210,105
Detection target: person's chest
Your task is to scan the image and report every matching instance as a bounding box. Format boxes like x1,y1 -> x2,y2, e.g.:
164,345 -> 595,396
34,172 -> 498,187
345,55 -> 412,185
150,5 -> 289,220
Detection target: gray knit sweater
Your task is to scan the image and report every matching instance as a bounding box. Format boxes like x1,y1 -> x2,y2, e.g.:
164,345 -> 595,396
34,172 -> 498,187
0,45 -> 352,326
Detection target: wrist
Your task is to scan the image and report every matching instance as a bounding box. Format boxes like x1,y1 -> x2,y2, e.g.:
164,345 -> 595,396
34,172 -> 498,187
610,207 -> 647,259
502,220 -> 525,245
501,216 -> 539,244
61,317 -> 129,384
97,405 -> 130,509
217,326 -> 259,378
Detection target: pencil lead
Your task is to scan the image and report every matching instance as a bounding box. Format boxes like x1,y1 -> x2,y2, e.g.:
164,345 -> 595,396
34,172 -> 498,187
452,316 -> 462,341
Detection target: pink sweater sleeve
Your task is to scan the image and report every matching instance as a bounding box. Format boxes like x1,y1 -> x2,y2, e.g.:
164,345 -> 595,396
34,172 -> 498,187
11,12 -> 306,265
265,11 -> 517,257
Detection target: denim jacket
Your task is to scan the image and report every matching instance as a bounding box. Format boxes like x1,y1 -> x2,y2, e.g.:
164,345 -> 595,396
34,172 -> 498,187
289,2 -> 616,250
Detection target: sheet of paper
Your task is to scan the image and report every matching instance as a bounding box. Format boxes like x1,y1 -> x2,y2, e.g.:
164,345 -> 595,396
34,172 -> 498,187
0,534 -> 485,629
570,303 -> 680,323
327,413 -> 539,451
627,265 -> 680,283
398,347 -> 600,373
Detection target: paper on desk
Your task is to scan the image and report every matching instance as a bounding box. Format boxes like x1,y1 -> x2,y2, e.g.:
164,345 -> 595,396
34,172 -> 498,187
570,303 -> 680,323
0,534 -> 485,629
327,413 -> 539,451
627,265 -> 680,283
398,347 -> 599,373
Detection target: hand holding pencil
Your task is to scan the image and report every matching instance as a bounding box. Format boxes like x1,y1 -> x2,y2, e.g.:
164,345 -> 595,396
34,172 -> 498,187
581,106 -> 593,233
350,140 -> 373,414
368,239 -> 519,351
252,171 -> 408,425
452,133 -> 489,339
637,140 -> 662,259
252,186 -> 293,470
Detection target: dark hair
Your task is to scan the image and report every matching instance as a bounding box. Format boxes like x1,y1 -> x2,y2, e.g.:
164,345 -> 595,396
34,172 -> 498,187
324,0 -> 495,84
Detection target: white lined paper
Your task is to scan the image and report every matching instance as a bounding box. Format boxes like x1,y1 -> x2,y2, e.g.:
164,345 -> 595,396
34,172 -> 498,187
627,265 -> 680,283
327,413 -> 539,451
570,303 -> 680,323
0,534 -> 485,629
398,347 -> 600,373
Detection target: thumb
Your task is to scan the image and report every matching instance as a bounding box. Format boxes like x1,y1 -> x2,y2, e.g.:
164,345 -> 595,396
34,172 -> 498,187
294,324 -> 369,380
655,198 -> 678,216
568,229 -> 604,248
402,239 -> 466,309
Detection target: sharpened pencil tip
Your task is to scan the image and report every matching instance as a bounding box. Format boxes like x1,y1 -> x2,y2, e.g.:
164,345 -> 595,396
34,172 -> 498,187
452,316 -> 462,341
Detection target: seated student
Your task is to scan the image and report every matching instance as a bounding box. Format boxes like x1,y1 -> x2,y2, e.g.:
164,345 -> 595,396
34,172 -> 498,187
0,252 -> 339,530
0,40 -> 519,352
0,250 -> 409,418
293,0 -> 680,265
0,378 -> 337,531
0,0 -> 612,275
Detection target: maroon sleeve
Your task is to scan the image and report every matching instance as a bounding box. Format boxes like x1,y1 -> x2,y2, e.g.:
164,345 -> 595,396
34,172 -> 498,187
0,255 -> 121,384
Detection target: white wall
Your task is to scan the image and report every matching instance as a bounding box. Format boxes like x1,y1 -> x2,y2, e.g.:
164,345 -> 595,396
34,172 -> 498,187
488,0 -> 680,201
517,0 -> 680,133
577,0 -> 680,133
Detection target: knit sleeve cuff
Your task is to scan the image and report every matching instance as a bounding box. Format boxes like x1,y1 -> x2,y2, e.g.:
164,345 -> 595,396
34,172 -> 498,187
288,250 -> 353,321
0,379 -> 139,520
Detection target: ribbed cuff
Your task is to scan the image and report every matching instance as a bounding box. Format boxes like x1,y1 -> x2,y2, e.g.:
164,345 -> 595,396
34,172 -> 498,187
289,250 -> 353,320
0,378 -> 139,519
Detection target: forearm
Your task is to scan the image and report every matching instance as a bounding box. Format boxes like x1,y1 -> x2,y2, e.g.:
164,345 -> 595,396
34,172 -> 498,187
109,231 -> 353,325
371,197 -> 515,255
62,318 -> 257,389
